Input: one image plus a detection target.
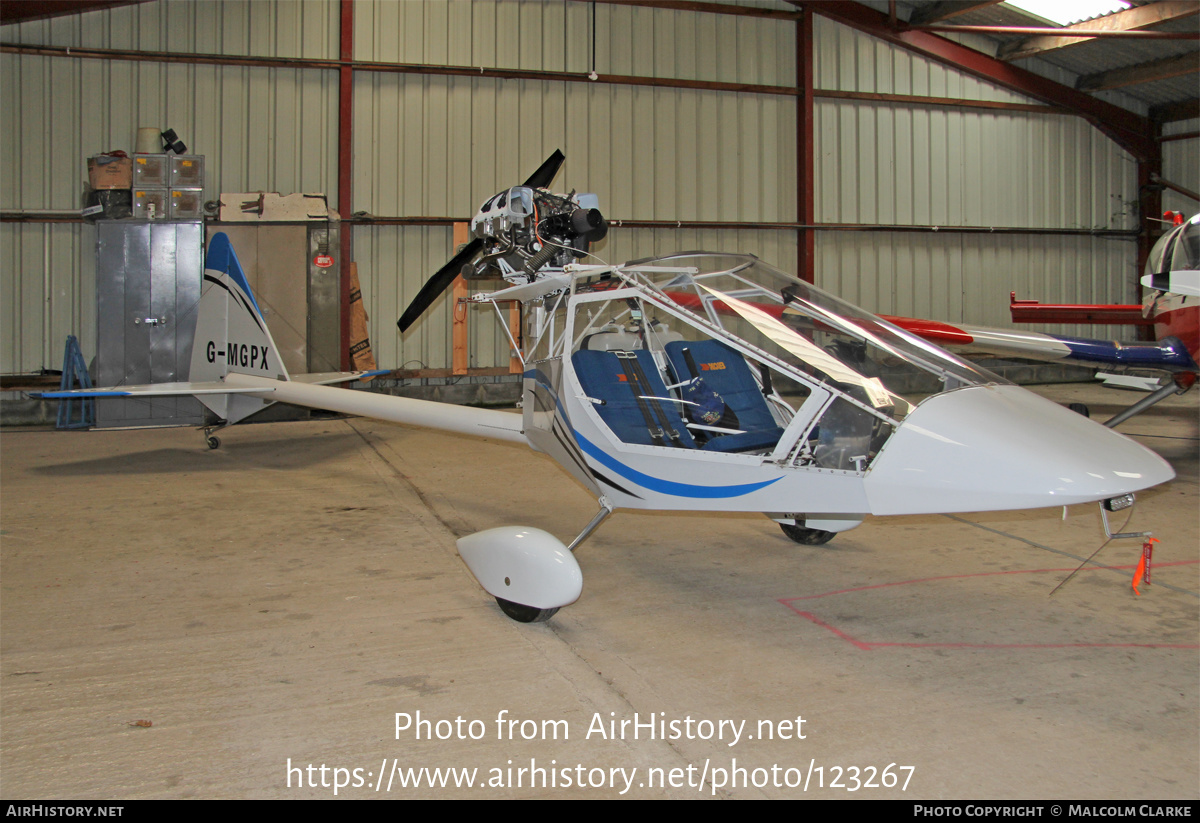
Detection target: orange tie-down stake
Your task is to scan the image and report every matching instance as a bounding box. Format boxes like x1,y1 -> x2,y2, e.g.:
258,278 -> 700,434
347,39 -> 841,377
1132,537 -> 1159,596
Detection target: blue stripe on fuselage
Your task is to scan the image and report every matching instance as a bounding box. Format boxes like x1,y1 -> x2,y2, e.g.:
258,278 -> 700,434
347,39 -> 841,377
36,390 -> 131,398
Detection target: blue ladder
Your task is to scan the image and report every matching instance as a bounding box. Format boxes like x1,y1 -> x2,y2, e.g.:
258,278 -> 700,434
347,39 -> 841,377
57,335 -> 94,429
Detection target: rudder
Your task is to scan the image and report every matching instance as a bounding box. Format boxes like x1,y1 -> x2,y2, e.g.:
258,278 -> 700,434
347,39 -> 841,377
190,232 -> 289,423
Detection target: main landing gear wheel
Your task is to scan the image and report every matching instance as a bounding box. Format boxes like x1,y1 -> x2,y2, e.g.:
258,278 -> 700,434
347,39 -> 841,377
779,523 -> 836,545
1068,402 -> 1090,418
495,597 -> 560,623
202,425 -> 226,450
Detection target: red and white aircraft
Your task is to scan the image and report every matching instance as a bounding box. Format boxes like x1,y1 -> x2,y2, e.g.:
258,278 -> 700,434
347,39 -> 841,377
884,213 -> 1199,427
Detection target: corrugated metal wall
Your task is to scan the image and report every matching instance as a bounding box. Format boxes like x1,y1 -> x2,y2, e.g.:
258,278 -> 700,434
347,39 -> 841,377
0,0 -> 341,373
353,1 -> 794,84
1162,118 -> 1199,221
810,14 -> 1141,338
0,0 -> 797,373
0,224 -> 94,374
0,1 -> 340,57
3,0 -> 1185,375
815,232 -> 1135,332
0,1 -> 341,210
349,0 -> 797,369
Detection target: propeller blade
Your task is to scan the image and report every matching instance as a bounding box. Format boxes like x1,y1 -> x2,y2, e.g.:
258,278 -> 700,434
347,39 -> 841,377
397,237 -> 483,333
523,149 -> 565,189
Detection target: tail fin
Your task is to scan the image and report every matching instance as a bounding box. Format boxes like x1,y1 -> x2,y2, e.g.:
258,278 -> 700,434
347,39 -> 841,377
190,232 -> 289,423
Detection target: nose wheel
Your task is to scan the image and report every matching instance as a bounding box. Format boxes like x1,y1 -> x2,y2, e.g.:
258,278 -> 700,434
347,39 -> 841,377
495,598 -> 560,623
779,522 -> 836,545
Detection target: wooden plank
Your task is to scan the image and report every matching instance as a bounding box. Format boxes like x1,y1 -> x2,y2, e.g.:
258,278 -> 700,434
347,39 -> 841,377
451,221 -> 469,376
509,303 -> 522,375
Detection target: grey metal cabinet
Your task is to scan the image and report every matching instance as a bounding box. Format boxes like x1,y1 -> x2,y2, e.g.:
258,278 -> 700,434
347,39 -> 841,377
95,221 -> 206,428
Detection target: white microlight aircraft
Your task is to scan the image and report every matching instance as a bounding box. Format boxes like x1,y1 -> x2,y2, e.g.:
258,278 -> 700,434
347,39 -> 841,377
39,152 -> 1175,623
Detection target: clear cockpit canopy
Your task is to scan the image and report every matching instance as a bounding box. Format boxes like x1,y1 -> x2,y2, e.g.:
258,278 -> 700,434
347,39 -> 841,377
1146,213 -> 1200,279
624,252 -> 1006,413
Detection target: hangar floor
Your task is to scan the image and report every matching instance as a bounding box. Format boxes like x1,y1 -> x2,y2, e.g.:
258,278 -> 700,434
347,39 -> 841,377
1,383 -> 1196,799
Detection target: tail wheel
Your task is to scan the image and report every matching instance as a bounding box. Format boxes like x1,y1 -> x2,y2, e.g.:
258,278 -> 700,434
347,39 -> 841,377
779,522 -> 836,545
495,597 -> 560,623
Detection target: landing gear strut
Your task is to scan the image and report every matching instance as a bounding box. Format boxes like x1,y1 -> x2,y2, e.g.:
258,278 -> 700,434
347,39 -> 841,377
1104,375 -> 1195,428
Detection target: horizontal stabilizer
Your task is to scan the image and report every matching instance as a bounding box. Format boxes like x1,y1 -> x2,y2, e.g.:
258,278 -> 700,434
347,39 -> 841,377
1096,372 -> 1164,392
32,381 -> 274,399
33,368 -> 388,400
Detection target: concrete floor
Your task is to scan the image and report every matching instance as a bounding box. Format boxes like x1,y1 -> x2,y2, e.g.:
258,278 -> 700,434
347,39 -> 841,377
1,382 -> 1196,799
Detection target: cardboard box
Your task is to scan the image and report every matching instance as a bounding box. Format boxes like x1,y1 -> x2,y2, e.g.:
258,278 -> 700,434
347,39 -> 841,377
88,155 -> 133,190
218,192 -> 331,222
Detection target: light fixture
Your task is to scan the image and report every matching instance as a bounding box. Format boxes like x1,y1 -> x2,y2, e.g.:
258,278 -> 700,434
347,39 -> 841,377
1004,0 -> 1131,27
1102,493 -> 1136,512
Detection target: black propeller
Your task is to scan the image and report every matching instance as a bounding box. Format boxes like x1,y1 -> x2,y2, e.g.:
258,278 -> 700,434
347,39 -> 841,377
523,149 -> 565,189
396,150 -> 566,333
396,237 -> 484,333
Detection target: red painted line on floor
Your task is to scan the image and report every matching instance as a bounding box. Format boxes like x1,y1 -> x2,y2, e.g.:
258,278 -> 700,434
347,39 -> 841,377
787,609 -> 875,651
778,560 -> 1200,651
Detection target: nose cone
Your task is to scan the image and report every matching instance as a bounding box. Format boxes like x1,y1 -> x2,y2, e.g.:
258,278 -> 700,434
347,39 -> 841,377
865,385 -> 1175,516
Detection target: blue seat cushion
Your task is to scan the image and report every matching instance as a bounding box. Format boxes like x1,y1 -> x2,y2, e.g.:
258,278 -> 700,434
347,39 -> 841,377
572,350 -> 696,449
664,340 -> 784,452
